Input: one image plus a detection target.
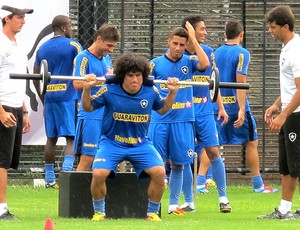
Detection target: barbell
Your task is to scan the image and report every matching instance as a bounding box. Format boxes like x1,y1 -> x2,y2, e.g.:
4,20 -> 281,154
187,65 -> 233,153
9,59 -> 249,103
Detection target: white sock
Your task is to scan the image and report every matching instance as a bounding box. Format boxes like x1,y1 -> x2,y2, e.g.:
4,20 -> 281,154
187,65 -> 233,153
278,199 -> 292,214
254,185 -> 264,192
0,203 -> 8,215
197,185 -> 205,189
168,204 -> 178,212
219,196 -> 229,204
185,202 -> 195,209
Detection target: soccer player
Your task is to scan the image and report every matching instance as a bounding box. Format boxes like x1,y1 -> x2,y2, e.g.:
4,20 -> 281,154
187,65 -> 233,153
180,15 -> 231,213
258,5 -> 300,220
82,52 -> 179,221
0,3 -> 32,219
73,23 -> 119,171
214,20 -> 278,194
34,15 -> 82,188
148,23 -> 210,216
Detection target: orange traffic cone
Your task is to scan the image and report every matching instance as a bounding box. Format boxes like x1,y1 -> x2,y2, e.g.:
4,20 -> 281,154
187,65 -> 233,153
44,218 -> 54,230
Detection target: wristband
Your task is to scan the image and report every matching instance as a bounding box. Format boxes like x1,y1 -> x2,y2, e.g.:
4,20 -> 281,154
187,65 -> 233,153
23,111 -> 29,115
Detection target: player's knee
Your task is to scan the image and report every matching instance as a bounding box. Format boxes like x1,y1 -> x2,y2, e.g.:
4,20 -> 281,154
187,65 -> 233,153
92,169 -> 110,181
147,166 -> 165,178
171,163 -> 183,170
206,146 -> 221,159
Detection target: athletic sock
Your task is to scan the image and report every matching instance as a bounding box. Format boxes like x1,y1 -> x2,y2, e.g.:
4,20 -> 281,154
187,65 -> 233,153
251,175 -> 264,191
211,156 -> 227,197
93,198 -> 105,214
197,174 -> 206,187
147,199 -> 161,213
278,199 -> 292,214
45,164 -> 56,184
0,203 -> 8,216
206,166 -> 213,180
169,167 -> 183,206
182,164 -> 193,203
219,196 -> 229,204
62,155 -> 75,172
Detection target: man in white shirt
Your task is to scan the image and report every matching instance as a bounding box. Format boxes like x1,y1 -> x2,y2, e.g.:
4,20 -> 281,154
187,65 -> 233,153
0,3 -> 32,220
259,5 -> 300,220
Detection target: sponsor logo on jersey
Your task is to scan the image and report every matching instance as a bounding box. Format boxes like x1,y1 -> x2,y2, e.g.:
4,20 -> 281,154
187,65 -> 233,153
46,83 -> 67,92
193,75 -> 210,82
115,135 -> 139,144
113,112 -> 149,122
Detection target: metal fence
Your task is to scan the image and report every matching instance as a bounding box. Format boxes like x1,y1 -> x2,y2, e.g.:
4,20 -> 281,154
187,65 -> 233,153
18,1 -> 300,177
70,0 -> 300,171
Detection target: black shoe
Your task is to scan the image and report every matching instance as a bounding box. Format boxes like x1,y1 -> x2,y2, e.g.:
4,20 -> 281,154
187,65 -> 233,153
0,211 -> 17,220
294,208 -> 300,219
257,207 -> 295,220
220,203 -> 232,213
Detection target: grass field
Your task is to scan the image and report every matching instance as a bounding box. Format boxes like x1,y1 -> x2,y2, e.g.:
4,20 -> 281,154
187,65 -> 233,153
1,184 -> 300,229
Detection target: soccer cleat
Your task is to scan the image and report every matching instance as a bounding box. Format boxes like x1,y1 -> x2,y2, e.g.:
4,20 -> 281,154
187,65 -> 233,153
205,179 -> 216,187
293,209 -> 300,219
168,207 -> 185,216
180,203 -> 196,212
257,207 -> 295,220
219,203 -> 232,213
91,212 -> 106,221
0,211 -> 17,220
46,182 -> 59,189
254,185 -> 278,193
197,187 -> 209,194
146,212 -> 162,221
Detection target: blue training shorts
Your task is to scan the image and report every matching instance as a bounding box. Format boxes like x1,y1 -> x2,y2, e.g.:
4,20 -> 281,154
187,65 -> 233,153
92,137 -> 164,178
148,122 -> 194,165
194,114 -> 219,149
74,118 -> 102,156
44,100 -> 76,138
215,111 -> 258,145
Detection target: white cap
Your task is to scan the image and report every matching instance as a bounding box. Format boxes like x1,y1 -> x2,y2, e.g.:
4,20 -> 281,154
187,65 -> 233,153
0,1 -> 33,19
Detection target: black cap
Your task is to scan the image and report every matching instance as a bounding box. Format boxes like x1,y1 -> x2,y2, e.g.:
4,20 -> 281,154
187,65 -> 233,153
0,5 -> 33,18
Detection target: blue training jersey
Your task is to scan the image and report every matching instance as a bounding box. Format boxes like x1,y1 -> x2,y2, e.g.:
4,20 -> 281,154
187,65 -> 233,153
184,44 -> 214,116
73,50 -> 112,119
213,44 -> 251,115
149,54 -> 197,123
34,36 -> 82,102
91,84 -> 164,147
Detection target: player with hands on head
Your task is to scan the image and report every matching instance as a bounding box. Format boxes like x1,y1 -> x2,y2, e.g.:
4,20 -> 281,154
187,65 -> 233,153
148,22 -> 209,216
180,15 -> 230,213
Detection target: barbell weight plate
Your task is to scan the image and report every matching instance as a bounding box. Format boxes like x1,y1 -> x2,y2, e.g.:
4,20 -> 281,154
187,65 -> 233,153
209,66 -> 219,103
40,59 -> 49,95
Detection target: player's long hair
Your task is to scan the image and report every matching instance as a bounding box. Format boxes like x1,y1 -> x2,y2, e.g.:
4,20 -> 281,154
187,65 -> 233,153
114,53 -> 150,83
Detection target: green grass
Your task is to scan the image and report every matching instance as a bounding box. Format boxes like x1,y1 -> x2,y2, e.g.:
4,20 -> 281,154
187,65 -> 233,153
1,184 -> 300,229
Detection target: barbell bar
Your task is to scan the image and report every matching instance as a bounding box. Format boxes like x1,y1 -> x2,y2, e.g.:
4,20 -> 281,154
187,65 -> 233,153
10,59 -> 249,103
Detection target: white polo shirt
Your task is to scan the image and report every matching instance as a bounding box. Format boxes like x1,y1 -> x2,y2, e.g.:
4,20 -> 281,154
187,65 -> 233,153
0,31 -> 28,107
280,33 -> 300,112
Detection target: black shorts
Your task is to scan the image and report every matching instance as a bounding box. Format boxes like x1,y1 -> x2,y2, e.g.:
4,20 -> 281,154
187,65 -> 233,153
278,111 -> 300,178
0,105 -> 23,169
